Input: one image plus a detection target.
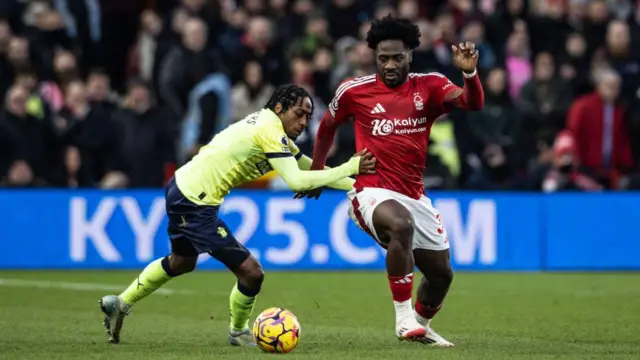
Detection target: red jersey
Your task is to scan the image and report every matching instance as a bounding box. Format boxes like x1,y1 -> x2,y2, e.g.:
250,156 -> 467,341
327,73 -> 460,199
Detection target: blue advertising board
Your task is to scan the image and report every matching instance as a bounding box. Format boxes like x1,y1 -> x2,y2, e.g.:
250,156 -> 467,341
0,190 -> 638,270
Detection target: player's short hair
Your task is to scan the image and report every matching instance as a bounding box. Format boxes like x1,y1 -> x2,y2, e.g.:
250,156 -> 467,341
264,84 -> 314,115
366,15 -> 421,51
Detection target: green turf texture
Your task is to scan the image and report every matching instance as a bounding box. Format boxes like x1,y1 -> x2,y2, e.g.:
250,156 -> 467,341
0,271 -> 638,360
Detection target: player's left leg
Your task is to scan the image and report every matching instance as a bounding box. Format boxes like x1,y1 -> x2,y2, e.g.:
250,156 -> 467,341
409,196 -> 455,347
99,252 -> 199,343
208,220 -> 263,347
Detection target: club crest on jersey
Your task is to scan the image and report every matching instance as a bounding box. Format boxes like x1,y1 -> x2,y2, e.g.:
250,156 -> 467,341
413,93 -> 424,111
280,135 -> 290,152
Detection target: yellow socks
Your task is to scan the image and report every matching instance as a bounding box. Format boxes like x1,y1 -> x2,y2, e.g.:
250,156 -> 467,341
229,282 -> 259,331
120,257 -> 173,306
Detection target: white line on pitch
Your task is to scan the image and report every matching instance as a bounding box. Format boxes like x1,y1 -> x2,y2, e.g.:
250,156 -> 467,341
0,278 -> 195,295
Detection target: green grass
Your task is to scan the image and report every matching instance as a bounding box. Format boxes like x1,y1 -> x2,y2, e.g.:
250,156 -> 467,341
0,271 -> 639,360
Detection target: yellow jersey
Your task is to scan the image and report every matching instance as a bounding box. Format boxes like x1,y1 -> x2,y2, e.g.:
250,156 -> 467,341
175,108 -> 356,205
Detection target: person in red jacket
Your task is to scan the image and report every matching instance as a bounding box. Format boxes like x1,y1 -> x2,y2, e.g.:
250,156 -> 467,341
566,68 -> 634,188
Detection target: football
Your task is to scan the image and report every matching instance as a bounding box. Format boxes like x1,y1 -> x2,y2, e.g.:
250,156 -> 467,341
252,307 -> 301,353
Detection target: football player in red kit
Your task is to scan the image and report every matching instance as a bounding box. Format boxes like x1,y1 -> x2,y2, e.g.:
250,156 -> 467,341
298,16 -> 484,345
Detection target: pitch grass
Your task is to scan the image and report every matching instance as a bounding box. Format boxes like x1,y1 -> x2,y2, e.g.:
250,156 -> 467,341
0,271 -> 639,360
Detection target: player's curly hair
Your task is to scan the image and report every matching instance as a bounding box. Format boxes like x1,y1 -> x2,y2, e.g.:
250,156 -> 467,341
366,15 -> 421,51
264,84 -> 314,116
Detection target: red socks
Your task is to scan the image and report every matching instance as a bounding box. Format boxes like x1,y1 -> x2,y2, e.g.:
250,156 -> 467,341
388,273 -> 413,302
415,301 -> 443,319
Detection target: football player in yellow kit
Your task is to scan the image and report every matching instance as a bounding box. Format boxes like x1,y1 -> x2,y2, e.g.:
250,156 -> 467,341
98,84 -> 376,346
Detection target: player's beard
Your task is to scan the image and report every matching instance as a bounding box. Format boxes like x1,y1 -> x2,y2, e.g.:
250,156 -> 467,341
381,68 -> 407,88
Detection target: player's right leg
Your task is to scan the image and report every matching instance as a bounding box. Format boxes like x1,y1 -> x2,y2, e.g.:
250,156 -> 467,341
370,200 -> 426,340
348,189 -> 425,341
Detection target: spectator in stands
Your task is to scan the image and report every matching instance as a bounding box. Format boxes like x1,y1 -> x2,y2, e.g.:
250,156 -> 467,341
558,32 -> 593,97
38,49 -> 79,113
466,68 -> 519,189
0,84 -> 54,186
373,2 -> 396,21
330,37 -> 359,89
289,10 -> 332,59
397,0 -> 419,22
460,20 -> 496,72
583,0 -> 610,57
411,19 -> 448,74
54,81 -> 126,188
114,79 -> 175,188
159,17 -> 226,122
432,12 -> 458,79
22,1 -> 70,71
87,68 -> 117,115
538,130 -> 603,192
519,52 -> 573,169
218,6 -> 249,58
485,0 -> 527,63
0,35 -> 29,99
604,20 -> 640,102
0,118 -> 26,186
228,16 -> 288,86
505,29 -> 532,99
231,61 -> 274,123
310,45 -> 334,105
128,9 -> 171,93
326,0 -> 363,41
52,48 -> 79,86
171,0 -> 224,49
14,68 -> 47,121
527,0 -> 572,56
567,68 -> 634,188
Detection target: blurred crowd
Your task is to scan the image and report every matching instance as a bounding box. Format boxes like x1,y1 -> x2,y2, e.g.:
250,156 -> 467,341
1,0 -> 640,191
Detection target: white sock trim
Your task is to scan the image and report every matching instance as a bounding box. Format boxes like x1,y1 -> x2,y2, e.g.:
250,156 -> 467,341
414,309 -> 429,326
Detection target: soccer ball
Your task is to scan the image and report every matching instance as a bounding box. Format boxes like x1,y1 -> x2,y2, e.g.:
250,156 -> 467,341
252,307 -> 301,353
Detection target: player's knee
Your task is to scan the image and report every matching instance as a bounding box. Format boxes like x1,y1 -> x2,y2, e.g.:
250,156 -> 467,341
167,254 -> 197,275
246,266 -> 265,289
434,265 -> 454,288
238,262 -> 264,290
443,267 -> 454,287
386,216 -> 414,247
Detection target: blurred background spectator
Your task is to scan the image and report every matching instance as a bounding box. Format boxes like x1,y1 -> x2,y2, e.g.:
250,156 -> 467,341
0,0 -> 639,191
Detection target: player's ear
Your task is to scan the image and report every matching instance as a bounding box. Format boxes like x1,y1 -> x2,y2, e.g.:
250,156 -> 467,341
407,50 -> 412,63
274,103 -> 283,114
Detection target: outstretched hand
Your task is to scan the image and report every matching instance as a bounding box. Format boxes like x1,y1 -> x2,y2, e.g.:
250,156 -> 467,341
452,41 -> 479,74
293,187 -> 323,200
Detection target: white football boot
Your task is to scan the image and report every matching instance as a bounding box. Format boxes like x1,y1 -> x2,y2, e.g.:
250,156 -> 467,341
228,327 -> 256,346
99,295 -> 130,344
396,316 -> 428,341
415,310 -> 455,347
